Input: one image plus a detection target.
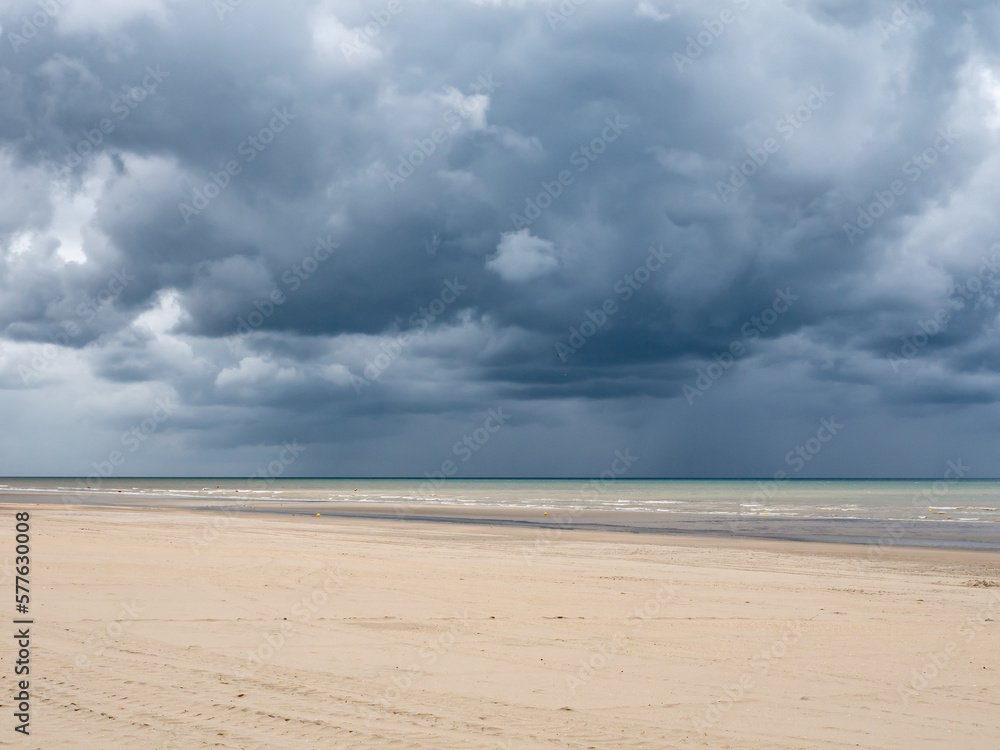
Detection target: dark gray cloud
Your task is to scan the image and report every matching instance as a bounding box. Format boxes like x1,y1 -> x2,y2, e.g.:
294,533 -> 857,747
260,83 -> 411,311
2,0 -> 1000,478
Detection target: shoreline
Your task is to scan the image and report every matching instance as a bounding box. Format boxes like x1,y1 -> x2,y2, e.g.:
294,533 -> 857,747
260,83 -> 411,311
4,490 -> 1000,552
6,489 -> 1000,551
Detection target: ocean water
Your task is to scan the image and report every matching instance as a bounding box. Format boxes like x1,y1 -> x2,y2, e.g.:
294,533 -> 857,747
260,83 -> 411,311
3,477 -> 1000,523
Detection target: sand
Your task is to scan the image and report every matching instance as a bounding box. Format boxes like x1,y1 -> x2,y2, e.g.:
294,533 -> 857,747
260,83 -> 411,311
4,503 -> 999,748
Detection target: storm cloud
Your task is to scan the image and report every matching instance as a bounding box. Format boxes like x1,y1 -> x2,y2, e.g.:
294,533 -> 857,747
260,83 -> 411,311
2,0 -> 1000,478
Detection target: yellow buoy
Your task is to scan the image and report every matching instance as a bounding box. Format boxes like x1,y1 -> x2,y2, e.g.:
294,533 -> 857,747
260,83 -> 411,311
316,513 -> 321,517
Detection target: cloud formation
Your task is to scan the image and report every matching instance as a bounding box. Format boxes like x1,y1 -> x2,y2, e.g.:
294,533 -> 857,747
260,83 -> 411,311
1,0 -> 1000,477
487,230 -> 559,282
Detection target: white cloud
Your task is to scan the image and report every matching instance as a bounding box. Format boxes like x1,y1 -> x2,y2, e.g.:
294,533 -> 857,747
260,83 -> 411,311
487,229 -> 558,283
434,87 -> 492,132
312,10 -> 382,66
635,1 -> 671,22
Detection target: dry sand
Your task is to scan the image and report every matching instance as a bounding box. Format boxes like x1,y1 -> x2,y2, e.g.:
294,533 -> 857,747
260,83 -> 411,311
4,504 -> 999,749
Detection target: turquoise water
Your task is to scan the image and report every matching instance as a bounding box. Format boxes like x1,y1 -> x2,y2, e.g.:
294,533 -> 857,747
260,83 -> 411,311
2,478 -> 1000,522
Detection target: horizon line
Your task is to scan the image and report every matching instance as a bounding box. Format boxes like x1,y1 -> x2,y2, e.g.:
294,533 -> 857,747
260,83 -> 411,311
2,476 -> 998,482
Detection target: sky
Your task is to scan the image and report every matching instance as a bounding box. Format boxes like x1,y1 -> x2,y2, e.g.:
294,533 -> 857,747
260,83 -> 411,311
1,0 -> 1000,479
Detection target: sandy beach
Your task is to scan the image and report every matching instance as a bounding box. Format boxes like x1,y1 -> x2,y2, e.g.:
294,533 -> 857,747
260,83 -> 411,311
6,503 -> 1000,748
